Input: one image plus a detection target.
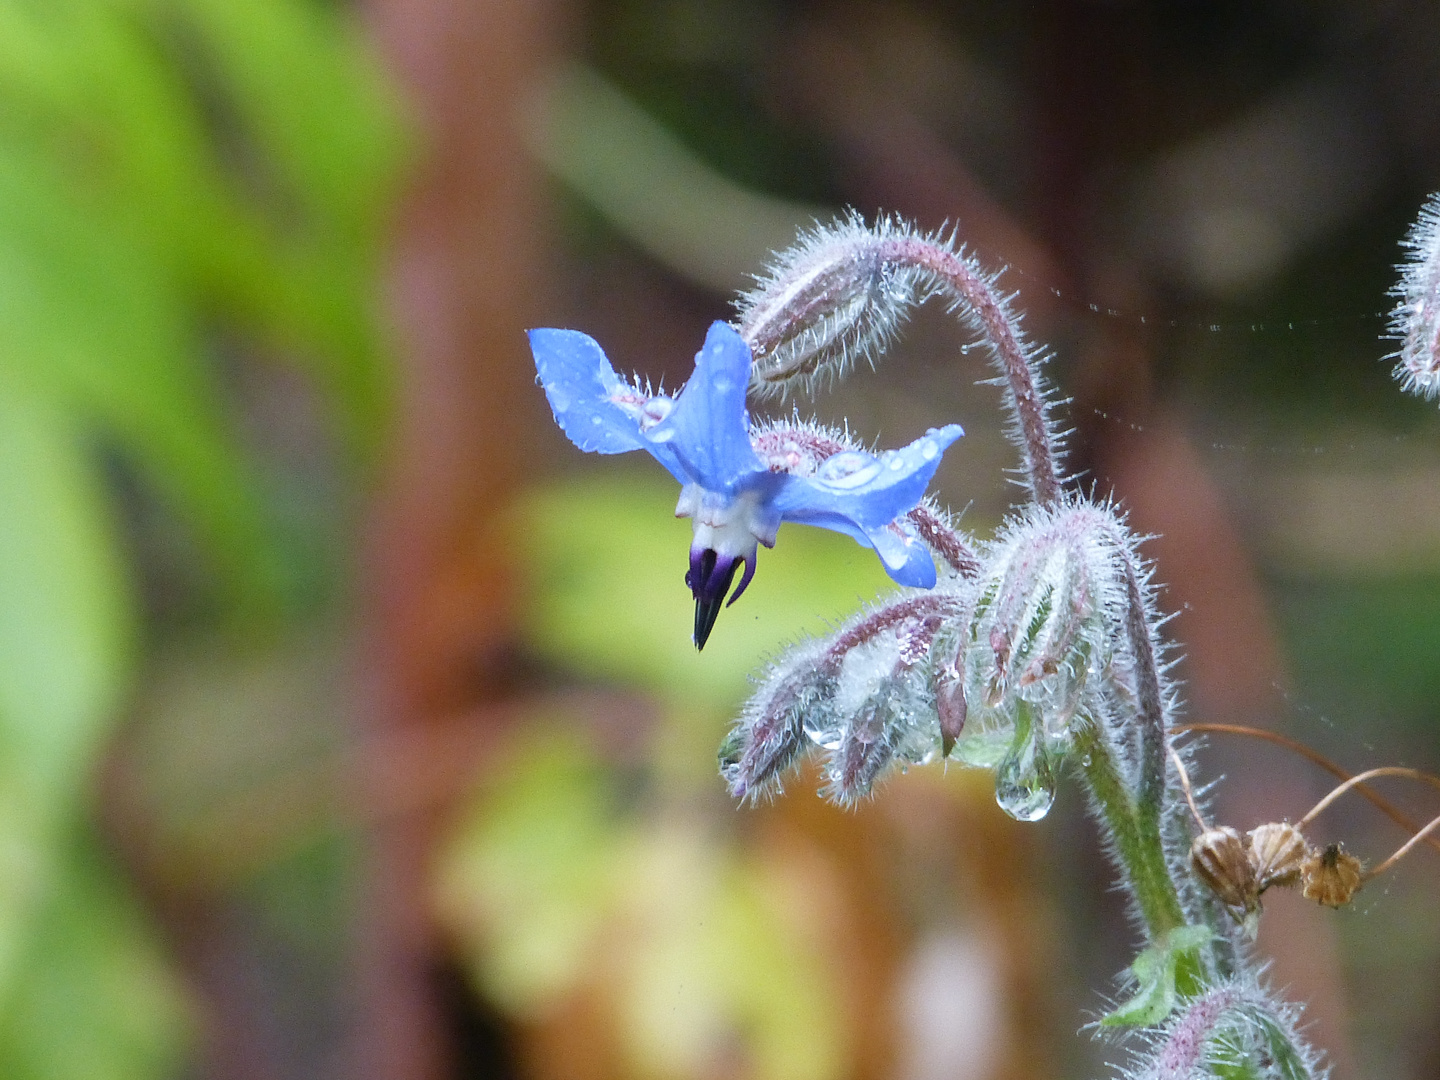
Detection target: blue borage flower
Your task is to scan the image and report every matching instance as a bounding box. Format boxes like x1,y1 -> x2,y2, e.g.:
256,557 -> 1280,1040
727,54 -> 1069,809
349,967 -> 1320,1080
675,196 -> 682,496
529,320 -> 963,648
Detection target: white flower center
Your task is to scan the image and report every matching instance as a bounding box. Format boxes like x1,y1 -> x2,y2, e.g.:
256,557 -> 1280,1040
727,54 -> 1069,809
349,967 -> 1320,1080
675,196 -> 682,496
675,484 -> 779,555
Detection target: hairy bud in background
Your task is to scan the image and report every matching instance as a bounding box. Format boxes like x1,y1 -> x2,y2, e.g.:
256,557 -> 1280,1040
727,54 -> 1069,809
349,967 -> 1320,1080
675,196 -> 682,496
735,212 -> 934,391
1390,192 -> 1440,400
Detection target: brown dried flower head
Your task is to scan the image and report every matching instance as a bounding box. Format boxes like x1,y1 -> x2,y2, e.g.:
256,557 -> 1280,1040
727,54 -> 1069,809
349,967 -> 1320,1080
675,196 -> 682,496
1301,843 -> 1364,908
1247,822 -> 1310,892
1191,826 -> 1259,912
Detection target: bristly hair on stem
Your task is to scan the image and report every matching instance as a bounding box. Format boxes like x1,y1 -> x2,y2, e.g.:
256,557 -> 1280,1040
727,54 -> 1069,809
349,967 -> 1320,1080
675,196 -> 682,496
733,211 -> 1065,505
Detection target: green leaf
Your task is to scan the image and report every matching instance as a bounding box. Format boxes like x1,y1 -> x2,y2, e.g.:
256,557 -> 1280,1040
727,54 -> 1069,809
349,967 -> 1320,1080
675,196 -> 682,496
0,388 -> 130,791
174,0 -> 404,237
167,0 -> 403,442
0,834 -> 190,1080
439,733 -> 846,1080
437,733 -> 625,1016
0,136 -> 286,612
1103,924 -> 1214,1027
0,387 -> 135,1006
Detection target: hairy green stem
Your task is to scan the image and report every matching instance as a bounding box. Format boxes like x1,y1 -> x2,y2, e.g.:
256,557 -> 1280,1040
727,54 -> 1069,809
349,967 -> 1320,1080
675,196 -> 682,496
1076,721 -> 1184,936
1078,719 -> 1206,996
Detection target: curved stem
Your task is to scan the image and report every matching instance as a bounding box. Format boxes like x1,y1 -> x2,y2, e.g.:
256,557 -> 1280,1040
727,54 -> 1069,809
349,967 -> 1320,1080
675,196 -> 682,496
877,237 -> 1063,505
821,593 -> 968,673
1073,522 -> 1206,996
1176,722 -> 1440,859
1365,811 -> 1440,880
1076,718 -> 1187,941
1297,765 -> 1440,830
906,504 -> 982,577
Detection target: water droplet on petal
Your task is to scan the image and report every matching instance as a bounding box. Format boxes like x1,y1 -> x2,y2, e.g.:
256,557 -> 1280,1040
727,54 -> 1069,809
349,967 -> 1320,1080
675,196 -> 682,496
591,415 -> 603,425
640,397 -> 673,428
887,455 -> 905,470
816,451 -> 883,489
920,439 -> 938,460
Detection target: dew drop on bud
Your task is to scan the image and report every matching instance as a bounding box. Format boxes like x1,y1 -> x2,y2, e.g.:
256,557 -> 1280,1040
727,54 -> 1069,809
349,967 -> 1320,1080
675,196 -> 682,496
994,704 -> 1056,821
802,710 -> 843,751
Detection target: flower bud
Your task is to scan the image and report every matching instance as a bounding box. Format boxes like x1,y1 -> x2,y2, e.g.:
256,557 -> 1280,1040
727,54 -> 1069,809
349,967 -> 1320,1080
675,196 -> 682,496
735,214 -> 933,394
719,643 -> 832,801
1391,193 -> 1440,401
820,629 -> 939,803
960,503 -> 1125,765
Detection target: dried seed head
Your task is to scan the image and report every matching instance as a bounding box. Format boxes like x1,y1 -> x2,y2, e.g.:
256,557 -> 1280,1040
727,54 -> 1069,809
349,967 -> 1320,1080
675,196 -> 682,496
1191,827 -> 1259,912
1246,822 -> 1310,892
1301,843 -> 1364,908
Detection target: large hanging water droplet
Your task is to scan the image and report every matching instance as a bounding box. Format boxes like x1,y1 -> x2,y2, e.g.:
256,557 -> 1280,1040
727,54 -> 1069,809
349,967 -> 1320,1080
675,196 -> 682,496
994,704 -> 1056,821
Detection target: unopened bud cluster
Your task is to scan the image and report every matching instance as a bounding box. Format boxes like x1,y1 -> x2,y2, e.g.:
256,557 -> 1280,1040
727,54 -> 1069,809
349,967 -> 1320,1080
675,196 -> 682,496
699,208 -> 1440,1080
720,590 -> 965,805
956,502 -> 1134,818
720,498 -> 1152,817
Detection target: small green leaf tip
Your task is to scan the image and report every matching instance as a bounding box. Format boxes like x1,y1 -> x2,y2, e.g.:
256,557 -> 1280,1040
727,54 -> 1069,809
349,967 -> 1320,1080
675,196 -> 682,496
1103,925 -> 1214,1028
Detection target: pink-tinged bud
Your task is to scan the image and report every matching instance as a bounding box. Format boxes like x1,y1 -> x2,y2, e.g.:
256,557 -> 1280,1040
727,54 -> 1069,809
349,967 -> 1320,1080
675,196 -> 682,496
962,502 -> 1127,762
719,642 -> 832,802
936,666 -> 967,759
735,213 -> 927,394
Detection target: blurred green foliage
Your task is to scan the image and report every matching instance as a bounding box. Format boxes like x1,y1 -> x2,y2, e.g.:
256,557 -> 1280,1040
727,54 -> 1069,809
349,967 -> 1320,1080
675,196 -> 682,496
0,0 -> 402,1075
435,475 -> 912,1079
439,732 -> 845,1080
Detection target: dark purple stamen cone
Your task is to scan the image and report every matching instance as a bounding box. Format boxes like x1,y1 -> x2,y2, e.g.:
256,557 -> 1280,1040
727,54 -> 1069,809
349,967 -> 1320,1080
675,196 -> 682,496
686,548 -> 745,650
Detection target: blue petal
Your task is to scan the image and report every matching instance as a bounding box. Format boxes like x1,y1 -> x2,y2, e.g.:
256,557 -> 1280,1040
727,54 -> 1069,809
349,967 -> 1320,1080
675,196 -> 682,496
865,524 -> 938,588
792,513 -> 939,588
647,322 -> 765,493
773,424 -> 964,531
529,328 -> 686,482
